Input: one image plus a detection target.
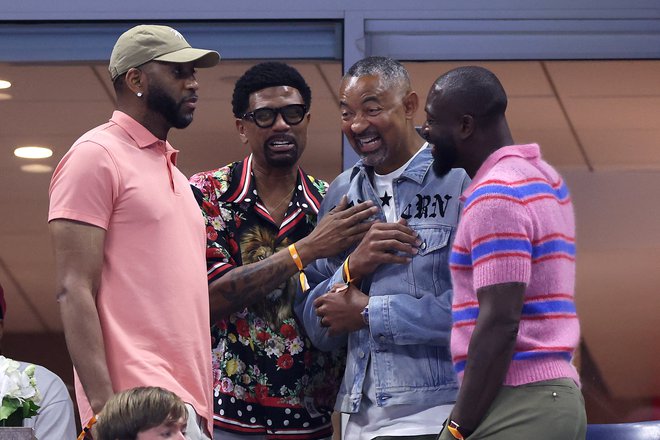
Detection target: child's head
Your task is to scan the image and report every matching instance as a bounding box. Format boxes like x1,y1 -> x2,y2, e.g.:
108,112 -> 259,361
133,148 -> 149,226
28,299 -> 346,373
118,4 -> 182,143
95,386 -> 187,440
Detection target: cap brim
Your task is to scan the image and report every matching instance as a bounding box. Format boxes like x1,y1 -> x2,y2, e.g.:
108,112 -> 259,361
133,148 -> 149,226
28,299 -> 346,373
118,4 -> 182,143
154,47 -> 220,68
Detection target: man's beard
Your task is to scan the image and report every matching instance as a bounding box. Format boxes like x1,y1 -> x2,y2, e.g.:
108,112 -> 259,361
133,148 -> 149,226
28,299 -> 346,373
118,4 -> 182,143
360,149 -> 388,169
431,140 -> 459,177
147,84 -> 193,129
354,141 -> 389,169
264,148 -> 299,168
263,136 -> 300,168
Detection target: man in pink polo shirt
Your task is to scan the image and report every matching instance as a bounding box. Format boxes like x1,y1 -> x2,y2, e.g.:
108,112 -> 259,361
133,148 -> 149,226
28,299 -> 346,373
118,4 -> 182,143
48,25 -> 220,439
422,66 -> 586,440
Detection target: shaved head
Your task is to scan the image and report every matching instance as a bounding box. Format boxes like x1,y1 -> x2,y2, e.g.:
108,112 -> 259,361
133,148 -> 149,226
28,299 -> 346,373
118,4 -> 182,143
431,66 -> 508,125
423,65 -> 514,177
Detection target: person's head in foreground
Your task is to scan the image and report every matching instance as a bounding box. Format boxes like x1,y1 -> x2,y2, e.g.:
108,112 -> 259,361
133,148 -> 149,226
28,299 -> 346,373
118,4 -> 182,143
95,386 -> 187,440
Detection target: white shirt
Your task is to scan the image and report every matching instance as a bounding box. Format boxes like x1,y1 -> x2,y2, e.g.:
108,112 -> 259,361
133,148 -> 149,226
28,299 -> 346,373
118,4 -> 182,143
346,143 -> 453,439
20,362 -> 77,440
372,144 -> 425,222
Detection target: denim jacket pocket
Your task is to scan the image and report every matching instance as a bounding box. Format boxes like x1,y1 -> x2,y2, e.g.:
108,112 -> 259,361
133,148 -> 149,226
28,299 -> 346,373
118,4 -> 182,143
406,224 -> 453,298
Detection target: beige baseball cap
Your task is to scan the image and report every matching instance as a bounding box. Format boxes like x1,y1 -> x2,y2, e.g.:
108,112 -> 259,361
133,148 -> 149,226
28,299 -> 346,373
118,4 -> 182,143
109,24 -> 220,80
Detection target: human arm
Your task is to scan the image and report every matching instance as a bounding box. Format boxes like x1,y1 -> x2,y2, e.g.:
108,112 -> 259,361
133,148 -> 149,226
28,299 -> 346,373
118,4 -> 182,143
314,284 -> 454,346
444,175 -> 534,437
445,282 -> 525,437
208,196 -> 375,320
312,282 -> 369,337
309,217 -> 421,331
189,173 -> 377,320
50,219 -> 114,414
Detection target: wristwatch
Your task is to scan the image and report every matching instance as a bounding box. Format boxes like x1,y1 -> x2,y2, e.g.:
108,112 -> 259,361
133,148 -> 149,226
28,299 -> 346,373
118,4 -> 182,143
360,304 -> 369,326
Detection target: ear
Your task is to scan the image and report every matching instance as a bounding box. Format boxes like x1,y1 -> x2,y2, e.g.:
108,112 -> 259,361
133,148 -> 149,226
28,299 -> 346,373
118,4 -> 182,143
458,114 -> 475,139
235,119 -> 250,145
402,91 -> 419,120
124,67 -> 144,95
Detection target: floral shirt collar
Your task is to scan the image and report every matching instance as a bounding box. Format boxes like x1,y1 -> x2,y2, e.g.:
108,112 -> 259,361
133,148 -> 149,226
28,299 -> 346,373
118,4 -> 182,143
220,154 -> 323,219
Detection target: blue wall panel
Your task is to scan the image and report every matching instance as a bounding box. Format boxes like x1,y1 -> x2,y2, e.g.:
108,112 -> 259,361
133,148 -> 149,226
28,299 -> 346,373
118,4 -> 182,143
0,21 -> 342,62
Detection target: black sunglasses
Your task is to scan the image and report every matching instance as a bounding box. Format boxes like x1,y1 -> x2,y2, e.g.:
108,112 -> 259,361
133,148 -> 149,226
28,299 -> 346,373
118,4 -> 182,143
242,104 -> 307,128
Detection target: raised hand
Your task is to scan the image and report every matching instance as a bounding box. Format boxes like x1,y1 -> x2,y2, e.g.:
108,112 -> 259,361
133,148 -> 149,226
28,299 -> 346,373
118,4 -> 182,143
297,195 -> 378,264
347,217 -> 420,282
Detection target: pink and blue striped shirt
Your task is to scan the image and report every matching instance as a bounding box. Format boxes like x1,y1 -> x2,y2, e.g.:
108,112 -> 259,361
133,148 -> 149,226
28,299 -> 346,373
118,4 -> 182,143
449,144 -> 581,386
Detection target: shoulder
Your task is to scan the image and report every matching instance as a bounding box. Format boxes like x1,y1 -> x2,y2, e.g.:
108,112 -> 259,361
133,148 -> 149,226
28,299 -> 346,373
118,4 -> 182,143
56,121 -> 130,174
50,137 -> 120,193
18,362 -> 68,393
328,167 -> 355,192
470,159 -> 538,199
462,161 -> 538,226
71,120 -> 126,151
190,161 -> 239,197
320,168 -> 354,203
430,167 -> 470,192
299,170 -> 329,198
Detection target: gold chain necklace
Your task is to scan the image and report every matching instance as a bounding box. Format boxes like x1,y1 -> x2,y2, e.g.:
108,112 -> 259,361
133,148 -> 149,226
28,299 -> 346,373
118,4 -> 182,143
267,186 -> 295,213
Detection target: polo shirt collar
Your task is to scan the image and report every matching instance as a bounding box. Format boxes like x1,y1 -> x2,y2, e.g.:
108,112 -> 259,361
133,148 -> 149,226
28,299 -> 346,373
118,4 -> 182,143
110,110 -> 179,163
461,143 -> 540,201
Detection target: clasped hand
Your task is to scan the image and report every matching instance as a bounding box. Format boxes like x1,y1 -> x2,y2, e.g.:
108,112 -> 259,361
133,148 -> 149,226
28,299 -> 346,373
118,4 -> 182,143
314,282 -> 369,336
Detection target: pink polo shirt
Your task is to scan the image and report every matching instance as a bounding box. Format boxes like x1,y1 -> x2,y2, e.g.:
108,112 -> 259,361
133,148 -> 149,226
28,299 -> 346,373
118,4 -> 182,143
49,111 -> 212,433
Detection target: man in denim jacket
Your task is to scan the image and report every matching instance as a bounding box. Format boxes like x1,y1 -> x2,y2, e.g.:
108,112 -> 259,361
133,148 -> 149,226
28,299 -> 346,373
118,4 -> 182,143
296,57 -> 470,439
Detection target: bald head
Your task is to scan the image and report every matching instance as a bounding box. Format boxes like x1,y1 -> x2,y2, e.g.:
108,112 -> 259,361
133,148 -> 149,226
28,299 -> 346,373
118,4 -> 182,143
431,66 -> 508,126
423,66 -> 513,178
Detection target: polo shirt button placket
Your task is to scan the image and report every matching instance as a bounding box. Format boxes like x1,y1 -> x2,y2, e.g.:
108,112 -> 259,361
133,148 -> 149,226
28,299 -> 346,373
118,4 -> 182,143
164,148 -> 177,193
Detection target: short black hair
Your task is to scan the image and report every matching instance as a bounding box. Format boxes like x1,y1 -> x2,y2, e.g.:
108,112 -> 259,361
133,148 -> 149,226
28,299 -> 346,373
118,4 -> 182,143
433,66 -> 508,124
112,73 -> 128,96
232,62 -> 312,118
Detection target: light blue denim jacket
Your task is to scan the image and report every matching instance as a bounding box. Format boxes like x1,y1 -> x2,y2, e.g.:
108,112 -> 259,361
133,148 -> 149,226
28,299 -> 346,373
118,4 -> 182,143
295,146 -> 470,413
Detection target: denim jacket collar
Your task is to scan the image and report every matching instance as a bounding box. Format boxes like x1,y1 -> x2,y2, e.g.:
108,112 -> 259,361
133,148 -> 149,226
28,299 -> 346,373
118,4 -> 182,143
350,143 -> 433,186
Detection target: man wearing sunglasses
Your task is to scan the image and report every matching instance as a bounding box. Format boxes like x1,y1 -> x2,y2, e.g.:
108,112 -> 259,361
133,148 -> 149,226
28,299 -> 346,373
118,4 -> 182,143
190,62 -> 377,440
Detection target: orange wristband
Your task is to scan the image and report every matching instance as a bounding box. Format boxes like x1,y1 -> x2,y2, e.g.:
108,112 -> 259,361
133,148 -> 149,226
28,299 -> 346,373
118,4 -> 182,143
447,420 -> 465,440
288,244 -> 309,292
342,257 -> 353,284
78,414 -> 98,440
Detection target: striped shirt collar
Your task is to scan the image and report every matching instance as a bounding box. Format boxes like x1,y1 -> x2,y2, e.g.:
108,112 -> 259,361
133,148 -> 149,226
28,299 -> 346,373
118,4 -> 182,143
219,154 -> 323,215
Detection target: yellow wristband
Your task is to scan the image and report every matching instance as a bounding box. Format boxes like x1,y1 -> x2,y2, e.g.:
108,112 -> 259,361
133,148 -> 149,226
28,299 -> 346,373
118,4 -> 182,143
288,244 -> 309,292
342,257 -> 353,284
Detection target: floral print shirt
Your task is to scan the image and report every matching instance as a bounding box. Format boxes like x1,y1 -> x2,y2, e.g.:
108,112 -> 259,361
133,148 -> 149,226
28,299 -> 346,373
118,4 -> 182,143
190,155 -> 345,438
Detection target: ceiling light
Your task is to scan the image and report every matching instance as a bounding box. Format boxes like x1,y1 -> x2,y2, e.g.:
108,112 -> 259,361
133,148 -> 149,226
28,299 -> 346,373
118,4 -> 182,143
14,146 -> 53,159
21,164 -> 53,173
0,80 -> 11,89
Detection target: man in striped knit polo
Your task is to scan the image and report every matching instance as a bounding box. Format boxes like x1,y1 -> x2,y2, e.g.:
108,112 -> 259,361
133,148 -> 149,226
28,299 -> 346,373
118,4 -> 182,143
422,66 -> 586,440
